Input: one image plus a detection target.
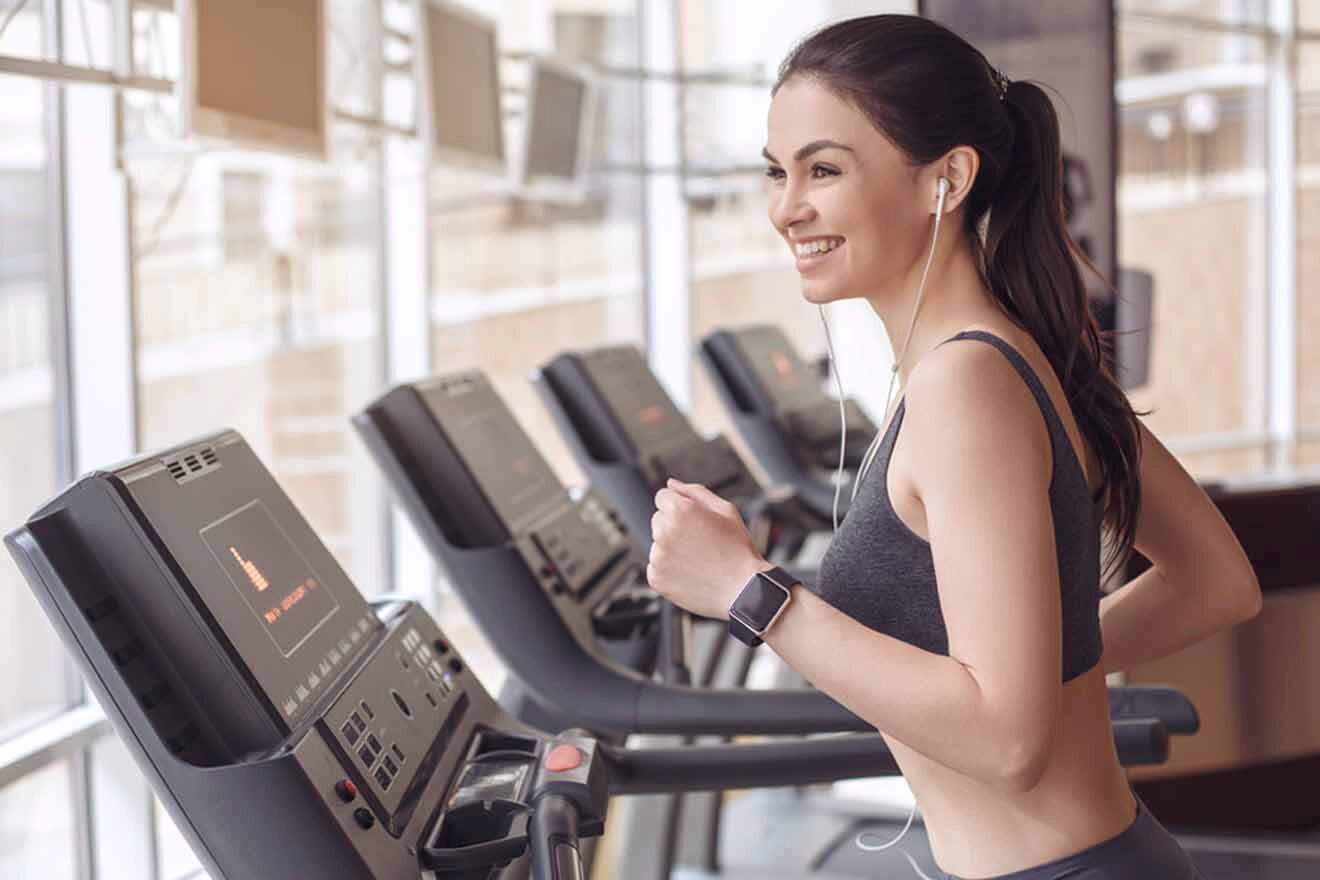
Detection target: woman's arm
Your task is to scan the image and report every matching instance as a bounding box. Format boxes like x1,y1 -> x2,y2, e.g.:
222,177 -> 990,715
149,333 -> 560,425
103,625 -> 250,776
650,343 -> 1066,792
1099,421 -> 1261,674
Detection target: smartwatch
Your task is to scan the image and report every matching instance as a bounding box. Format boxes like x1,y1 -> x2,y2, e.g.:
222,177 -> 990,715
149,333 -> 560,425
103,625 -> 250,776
727,566 -> 797,647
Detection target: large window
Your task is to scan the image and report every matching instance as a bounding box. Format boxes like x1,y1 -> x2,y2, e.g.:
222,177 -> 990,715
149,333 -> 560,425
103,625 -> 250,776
125,9 -> 388,595
1116,4 -> 1272,478
0,66 -> 78,880
423,1 -> 648,688
1297,38 -> 1320,466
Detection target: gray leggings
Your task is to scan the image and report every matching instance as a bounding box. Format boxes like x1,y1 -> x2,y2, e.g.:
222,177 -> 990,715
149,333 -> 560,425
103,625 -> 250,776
939,801 -> 1203,880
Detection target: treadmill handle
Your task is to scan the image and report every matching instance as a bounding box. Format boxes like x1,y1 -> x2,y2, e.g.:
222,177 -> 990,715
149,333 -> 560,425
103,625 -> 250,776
1111,718 -> 1169,766
530,795 -> 585,880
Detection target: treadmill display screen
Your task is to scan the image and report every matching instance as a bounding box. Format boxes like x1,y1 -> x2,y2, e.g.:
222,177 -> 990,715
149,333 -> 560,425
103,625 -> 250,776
202,500 -> 339,657
422,376 -> 565,533
734,327 -> 821,413
582,348 -> 697,455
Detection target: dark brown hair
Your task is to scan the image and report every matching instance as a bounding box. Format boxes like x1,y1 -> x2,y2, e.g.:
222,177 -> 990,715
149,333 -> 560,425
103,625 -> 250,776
776,15 -> 1142,577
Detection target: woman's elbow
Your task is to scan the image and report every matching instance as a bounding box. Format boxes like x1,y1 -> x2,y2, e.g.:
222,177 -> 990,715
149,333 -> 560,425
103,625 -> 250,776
1230,571 -> 1262,624
995,742 -> 1051,794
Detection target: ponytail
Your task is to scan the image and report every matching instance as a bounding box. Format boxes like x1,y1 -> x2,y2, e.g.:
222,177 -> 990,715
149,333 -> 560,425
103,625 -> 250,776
983,81 -> 1142,578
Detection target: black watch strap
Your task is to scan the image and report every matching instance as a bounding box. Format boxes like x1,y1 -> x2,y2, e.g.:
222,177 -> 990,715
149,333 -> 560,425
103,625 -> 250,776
728,613 -> 764,647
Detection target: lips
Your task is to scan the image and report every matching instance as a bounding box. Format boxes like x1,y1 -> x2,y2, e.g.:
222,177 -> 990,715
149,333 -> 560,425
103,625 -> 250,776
792,237 -> 845,271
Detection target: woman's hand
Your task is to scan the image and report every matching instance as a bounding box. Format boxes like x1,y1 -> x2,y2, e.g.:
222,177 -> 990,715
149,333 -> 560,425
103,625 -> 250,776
646,478 -> 770,620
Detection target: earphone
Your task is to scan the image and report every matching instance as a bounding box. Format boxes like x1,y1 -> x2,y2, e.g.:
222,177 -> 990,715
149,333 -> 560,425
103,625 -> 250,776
815,176 -> 949,874
822,175 -> 951,530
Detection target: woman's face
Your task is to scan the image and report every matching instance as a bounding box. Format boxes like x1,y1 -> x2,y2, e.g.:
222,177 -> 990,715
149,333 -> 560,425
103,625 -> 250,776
765,75 -> 931,306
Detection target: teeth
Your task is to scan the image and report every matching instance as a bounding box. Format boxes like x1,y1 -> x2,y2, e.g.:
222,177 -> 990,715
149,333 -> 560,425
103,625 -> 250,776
794,238 -> 843,258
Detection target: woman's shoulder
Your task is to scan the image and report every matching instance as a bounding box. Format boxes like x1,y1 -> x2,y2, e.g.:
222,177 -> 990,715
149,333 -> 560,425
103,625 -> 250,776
902,324 -> 1054,476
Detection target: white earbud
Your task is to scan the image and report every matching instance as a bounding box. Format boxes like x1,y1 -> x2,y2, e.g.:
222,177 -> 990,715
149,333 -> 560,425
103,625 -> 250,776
936,176 -> 950,211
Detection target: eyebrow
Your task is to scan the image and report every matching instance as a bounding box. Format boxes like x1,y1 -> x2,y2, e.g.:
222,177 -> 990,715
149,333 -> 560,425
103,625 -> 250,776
762,140 -> 856,164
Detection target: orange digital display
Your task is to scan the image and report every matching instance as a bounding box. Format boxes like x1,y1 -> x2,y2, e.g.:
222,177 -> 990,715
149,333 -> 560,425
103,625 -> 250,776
202,500 -> 339,657
230,546 -> 271,592
638,404 -> 666,425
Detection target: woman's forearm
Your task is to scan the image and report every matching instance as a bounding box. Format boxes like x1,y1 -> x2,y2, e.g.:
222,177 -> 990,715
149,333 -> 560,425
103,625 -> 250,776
1099,563 -> 1260,674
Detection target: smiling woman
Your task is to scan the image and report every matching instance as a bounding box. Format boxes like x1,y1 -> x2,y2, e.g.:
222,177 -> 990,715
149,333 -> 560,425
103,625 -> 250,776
647,13 -> 1259,880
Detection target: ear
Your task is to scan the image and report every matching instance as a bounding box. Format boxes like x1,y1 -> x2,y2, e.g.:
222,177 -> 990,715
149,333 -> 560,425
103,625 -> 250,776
928,146 -> 979,215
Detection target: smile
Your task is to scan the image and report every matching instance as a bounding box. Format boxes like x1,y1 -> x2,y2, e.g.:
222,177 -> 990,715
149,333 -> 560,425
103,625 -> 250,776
792,237 -> 845,270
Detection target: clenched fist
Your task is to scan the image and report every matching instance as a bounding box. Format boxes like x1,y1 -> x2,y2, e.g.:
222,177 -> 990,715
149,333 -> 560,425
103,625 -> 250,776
646,478 -> 770,620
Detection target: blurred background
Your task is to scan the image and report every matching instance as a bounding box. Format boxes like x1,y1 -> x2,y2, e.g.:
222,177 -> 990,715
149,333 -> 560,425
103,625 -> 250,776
1,0 -> 1317,877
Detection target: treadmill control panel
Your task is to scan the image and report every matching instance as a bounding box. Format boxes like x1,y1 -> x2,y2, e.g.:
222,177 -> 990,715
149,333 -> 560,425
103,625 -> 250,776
321,612 -> 471,838
384,370 -> 648,610
520,491 -> 631,599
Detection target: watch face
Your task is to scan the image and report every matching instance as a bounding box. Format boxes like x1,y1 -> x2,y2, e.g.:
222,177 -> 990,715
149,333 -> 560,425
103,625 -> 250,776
731,575 -> 789,629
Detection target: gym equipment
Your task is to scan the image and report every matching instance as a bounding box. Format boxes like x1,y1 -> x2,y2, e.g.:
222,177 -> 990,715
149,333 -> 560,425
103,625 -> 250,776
5,431 -> 912,880
700,325 -> 878,520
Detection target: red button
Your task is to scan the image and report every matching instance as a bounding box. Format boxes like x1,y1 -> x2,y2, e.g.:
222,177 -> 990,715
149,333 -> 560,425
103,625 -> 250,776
544,744 -> 582,772
335,779 -> 358,802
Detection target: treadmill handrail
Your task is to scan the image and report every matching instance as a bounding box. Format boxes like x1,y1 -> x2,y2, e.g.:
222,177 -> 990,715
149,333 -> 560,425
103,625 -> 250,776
603,718 -> 1170,794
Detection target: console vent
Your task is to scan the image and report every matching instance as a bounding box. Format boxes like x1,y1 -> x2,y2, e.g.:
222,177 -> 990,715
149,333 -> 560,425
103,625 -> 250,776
163,446 -> 222,484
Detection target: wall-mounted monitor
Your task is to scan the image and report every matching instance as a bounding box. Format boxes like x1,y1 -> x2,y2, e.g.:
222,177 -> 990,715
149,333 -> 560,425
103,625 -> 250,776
515,55 -> 596,199
178,0 -> 328,159
417,0 -> 506,173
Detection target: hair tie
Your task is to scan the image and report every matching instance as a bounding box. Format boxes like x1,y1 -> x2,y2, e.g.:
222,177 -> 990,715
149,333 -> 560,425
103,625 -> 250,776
993,67 -> 1011,101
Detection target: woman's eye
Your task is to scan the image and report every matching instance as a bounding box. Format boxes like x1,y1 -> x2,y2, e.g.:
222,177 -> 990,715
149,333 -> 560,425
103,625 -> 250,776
764,166 -> 785,181
811,165 -> 839,179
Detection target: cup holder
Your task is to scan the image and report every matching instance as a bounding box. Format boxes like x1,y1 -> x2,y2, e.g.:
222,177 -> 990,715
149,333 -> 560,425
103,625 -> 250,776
433,798 -> 525,849
591,594 -> 660,639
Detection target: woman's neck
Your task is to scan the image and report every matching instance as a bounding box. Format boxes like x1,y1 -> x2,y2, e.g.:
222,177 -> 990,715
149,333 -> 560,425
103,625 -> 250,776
869,232 -> 1004,388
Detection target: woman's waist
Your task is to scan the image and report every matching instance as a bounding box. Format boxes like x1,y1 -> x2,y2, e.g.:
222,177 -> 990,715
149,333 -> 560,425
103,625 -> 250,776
893,738 -> 1134,877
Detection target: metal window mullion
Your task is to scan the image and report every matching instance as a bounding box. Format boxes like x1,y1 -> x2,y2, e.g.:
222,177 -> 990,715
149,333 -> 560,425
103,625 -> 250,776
640,0 -> 691,409
58,1 -> 154,875
0,706 -> 111,790
382,49 -> 433,602
1266,0 -> 1297,471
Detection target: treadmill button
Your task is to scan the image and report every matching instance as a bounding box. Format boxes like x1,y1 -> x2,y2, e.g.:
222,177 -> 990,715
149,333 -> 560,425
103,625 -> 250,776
358,744 -> 375,768
382,755 -> 399,777
341,720 -> 359,746
350,712 -> 366,733
334,779 -> 358,803
544,744 -> 582,772
353,807 -> 375,830
374,766 -> 392,790
367,734 -> 383,756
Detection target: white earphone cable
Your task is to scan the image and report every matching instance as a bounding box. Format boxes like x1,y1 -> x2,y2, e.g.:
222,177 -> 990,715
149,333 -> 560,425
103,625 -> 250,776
816,179 -> 949,872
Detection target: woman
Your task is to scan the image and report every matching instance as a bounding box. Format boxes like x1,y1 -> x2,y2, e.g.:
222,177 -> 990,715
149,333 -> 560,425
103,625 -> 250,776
645,15 -> 1260,880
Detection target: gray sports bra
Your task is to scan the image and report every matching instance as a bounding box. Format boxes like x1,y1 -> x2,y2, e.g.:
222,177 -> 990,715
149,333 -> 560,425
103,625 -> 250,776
814,330 -> 1103,682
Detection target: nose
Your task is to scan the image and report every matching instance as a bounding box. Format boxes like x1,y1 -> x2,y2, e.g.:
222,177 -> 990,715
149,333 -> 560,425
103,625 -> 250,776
769,179 -> 816,233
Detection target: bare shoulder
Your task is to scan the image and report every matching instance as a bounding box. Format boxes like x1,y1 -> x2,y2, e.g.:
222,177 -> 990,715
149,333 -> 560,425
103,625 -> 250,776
901,335 -> 1053,492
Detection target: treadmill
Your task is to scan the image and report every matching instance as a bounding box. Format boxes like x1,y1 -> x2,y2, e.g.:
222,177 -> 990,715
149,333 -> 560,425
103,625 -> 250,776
536,344 -> 829,569
4,431 -> 917,880
700,324 -> 877,522
354,371 -> 1201,876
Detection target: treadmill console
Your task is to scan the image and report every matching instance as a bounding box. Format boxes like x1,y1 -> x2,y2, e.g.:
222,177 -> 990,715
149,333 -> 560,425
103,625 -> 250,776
704,325 -> 877,470
6,431 -> 608,879
358,371 -> 653,640
543,345 -> 762,504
